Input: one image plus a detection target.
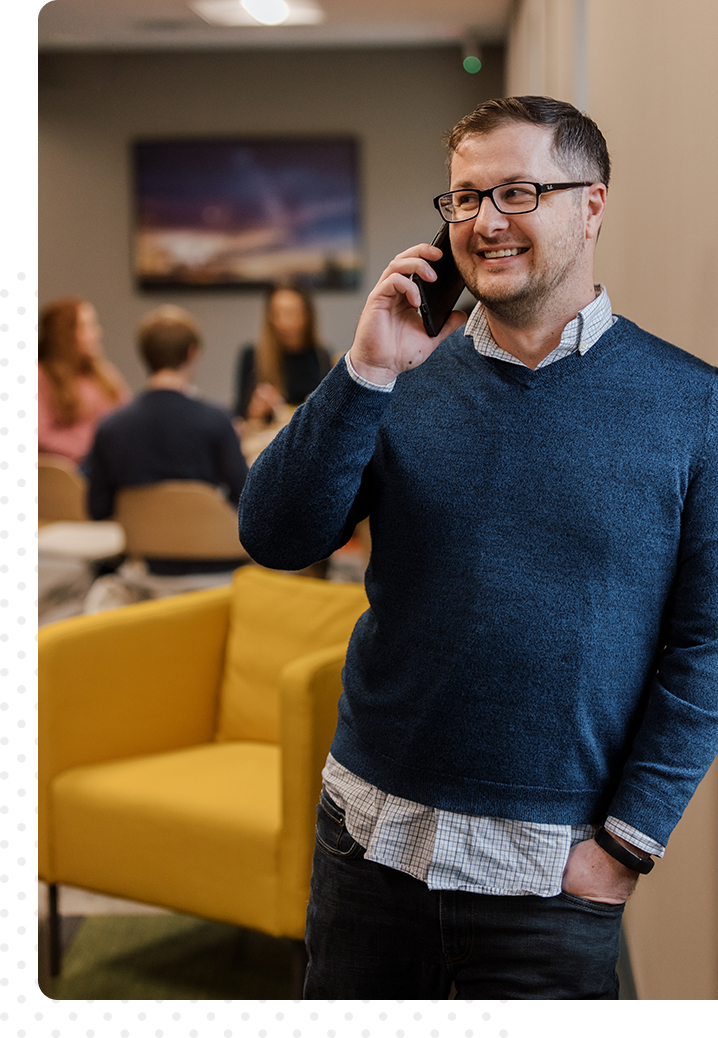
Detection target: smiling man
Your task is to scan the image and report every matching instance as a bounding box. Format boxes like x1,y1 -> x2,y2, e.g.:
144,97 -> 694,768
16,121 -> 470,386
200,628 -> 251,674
238,97 -> 718,999
446,120 -> 604,350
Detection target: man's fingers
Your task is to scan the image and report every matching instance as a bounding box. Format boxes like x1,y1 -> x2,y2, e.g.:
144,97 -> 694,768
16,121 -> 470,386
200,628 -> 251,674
391,242 -> 444,263
379,246 -> 443,284
372,271 -> 425,311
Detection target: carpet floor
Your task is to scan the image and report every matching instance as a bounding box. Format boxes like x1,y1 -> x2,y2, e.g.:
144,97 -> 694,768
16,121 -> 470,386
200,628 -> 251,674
45,914 -> 298,999
43,912 -> 637,1000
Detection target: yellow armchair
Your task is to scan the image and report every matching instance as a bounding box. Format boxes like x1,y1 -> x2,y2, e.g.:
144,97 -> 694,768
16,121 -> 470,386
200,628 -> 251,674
39,566 -> 368,987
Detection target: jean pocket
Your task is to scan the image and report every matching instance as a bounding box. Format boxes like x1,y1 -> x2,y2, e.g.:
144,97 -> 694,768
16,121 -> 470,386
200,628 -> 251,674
558,891 -> 626,916
315,787 -> 364,859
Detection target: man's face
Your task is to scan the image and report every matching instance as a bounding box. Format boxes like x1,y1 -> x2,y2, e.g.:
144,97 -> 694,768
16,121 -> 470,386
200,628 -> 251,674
449,123 -> 599,326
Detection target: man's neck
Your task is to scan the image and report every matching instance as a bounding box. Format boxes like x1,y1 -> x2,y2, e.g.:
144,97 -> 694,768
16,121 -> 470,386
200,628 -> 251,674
146,367 -> 193,392
483,285 -> 599,371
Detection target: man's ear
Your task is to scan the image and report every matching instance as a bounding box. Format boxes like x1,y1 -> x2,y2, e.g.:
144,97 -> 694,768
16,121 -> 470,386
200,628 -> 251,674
586,183 -> 607,241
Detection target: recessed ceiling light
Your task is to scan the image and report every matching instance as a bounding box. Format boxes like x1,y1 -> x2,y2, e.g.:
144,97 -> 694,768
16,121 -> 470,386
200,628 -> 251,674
188,0 -> 325,27
242,0 -> 289,25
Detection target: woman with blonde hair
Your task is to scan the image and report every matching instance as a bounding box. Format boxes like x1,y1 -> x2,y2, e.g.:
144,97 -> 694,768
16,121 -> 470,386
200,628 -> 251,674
234,283 -> 332,422
38,297 -> 131,464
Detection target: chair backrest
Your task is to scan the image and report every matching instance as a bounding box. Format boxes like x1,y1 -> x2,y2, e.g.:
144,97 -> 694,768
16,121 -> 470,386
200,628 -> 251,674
114,481 -> 244,559
38,453 -> 88,523
215,567 -> 369,744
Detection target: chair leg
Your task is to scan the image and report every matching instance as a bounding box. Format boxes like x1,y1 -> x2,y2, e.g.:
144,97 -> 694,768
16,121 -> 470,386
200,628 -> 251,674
48,883 -> 62,977
290,939 -> 308,998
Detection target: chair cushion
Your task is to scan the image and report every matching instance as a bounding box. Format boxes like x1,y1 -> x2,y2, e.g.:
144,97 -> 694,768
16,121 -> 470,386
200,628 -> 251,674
51,742 -> 288,936
215,567 -> 368,743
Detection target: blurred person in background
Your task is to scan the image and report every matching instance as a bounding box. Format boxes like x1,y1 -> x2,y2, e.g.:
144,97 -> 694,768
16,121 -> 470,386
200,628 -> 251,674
86,304 -> 248,539
38,296 -> 131,465
83,305 -> 249,612
234,282 -> 333,422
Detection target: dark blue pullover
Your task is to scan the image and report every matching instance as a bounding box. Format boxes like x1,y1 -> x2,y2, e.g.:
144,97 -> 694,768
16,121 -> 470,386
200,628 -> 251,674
238,318 -> 718,846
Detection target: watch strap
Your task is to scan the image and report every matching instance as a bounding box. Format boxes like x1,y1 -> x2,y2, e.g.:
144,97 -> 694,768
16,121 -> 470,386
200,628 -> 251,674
594,825 -> 655,874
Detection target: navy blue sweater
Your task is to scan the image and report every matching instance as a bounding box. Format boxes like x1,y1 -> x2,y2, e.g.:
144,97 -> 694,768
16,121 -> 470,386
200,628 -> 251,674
87,389 -> 248,520
238,319 -> 718,845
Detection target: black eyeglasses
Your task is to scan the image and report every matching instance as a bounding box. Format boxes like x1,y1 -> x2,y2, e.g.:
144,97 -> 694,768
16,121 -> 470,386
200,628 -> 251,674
433,181 -> 594,222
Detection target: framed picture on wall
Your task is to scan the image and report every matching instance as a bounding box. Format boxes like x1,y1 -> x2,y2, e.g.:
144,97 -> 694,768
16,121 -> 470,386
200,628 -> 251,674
132,136 -> 362,290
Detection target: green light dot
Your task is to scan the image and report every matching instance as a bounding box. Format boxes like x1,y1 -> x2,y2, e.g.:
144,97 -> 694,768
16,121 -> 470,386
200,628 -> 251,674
463,56 -> 482,74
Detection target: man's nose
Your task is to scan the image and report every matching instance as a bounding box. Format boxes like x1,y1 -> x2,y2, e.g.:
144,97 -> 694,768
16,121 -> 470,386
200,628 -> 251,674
472,194 -> 511,236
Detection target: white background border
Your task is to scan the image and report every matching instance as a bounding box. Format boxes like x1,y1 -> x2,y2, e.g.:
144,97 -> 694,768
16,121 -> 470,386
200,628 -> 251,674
1,1 -> 714,1034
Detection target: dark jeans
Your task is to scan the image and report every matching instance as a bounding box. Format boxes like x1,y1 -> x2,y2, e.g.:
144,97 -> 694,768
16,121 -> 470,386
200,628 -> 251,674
304,789 -> 624,999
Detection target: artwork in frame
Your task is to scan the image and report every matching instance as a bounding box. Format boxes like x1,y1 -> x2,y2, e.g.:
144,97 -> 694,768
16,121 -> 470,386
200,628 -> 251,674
132,136 -> 362,290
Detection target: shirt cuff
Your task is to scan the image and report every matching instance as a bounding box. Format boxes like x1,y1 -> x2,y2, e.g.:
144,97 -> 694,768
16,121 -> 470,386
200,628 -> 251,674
605,816 -> 666,858
345,353 -> 396,392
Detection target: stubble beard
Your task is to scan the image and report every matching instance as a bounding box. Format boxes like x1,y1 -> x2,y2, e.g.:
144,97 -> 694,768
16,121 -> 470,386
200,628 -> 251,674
455,208 -> 588,328
463,264 -> 575,328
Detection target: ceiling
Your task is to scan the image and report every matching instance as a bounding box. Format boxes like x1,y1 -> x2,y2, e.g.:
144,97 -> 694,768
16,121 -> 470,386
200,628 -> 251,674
38,0 -> 512,51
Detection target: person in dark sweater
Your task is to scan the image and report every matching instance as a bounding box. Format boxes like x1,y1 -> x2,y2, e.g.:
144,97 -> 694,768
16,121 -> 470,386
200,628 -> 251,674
234,282 -> 332,421
238,97 -> 718,999
86,305 -> 248,574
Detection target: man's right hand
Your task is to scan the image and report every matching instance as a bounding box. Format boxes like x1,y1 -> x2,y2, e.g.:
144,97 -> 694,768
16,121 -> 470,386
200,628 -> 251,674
348,243 -> 467,385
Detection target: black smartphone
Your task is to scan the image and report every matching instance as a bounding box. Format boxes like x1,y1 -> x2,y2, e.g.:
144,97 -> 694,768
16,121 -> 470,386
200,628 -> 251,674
411,223 -> 466,338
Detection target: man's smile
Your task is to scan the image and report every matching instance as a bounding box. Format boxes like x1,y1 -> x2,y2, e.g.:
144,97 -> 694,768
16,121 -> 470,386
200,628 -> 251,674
478,246 -> 530,260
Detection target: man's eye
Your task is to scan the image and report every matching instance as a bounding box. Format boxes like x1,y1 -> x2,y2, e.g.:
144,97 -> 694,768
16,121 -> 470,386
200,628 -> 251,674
455,193 -> 478,208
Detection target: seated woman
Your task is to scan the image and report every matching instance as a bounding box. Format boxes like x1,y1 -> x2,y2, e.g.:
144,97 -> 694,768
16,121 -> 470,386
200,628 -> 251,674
38,297 -> 131,466
234,283 -> 333,422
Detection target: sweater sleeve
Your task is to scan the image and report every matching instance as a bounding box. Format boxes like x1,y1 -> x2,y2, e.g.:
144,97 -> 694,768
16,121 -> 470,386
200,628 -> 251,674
607,377 -> 718,845
238,356 -> 392,570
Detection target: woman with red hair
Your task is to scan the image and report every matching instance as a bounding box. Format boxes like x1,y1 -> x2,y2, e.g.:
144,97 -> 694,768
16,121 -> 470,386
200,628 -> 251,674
38,297 -> 131,464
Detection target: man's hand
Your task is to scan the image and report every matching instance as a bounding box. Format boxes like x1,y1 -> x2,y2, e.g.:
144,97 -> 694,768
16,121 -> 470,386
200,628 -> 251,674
348,243 -> 467,385
562,834 -> 649,904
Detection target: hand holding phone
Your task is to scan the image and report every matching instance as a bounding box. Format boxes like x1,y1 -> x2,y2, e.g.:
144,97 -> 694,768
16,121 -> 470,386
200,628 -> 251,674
348,239 -> 467,385
411,224 -> 466,337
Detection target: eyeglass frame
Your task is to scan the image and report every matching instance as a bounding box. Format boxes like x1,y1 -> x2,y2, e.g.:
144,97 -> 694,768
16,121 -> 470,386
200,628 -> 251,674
433,181 -> 595,222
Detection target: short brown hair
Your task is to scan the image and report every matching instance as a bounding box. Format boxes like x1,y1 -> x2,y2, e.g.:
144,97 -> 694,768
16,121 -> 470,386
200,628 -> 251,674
137,305 -> 202,373
444,95 -> 611,187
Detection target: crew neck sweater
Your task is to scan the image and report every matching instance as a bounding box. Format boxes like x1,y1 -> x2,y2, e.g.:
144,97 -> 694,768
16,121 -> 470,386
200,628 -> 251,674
238,318 -> 718,846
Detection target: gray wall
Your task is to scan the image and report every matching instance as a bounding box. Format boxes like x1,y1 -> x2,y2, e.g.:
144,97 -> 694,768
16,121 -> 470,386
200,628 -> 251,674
39,47 -> 504,406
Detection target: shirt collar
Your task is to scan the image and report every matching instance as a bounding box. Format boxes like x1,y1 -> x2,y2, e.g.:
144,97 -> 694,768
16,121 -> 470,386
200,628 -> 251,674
464,285 -> 615,367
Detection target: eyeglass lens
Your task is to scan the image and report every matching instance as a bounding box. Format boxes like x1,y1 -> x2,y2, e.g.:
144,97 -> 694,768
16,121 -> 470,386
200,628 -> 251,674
439,183 -> 539,221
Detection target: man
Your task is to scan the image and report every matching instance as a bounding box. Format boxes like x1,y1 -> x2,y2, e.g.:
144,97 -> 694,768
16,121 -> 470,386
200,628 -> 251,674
86,304 -> 248,575
237,97 -> 718,998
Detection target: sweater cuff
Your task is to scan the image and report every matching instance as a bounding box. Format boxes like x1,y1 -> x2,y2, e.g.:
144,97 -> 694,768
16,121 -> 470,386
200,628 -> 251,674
605,816 -> 665,858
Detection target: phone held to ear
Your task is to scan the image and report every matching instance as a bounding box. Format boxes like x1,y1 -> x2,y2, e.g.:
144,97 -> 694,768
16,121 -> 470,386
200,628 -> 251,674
411,223 -> 466,338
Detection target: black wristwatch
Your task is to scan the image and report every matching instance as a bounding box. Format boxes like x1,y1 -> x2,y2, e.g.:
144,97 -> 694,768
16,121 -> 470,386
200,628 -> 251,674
594,826 -> 655,874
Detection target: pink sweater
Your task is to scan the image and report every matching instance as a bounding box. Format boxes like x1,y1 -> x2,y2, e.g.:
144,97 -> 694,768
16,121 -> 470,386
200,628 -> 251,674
38,364 -> 132,465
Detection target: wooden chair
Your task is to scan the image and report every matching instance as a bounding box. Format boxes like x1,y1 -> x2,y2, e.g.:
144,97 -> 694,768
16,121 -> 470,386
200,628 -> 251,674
114,480 -> 247,561
39,567 -> 368,994
38,453 -> 88,524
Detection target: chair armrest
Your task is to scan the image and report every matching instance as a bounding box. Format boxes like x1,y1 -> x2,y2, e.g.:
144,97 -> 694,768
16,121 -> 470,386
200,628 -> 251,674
277,643 -> 347,934
39,584 -> 232,877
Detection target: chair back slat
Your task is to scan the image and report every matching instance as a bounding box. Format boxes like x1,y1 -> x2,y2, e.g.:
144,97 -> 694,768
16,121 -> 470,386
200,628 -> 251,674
38,453 -> 88,523
115,481 -> 244,559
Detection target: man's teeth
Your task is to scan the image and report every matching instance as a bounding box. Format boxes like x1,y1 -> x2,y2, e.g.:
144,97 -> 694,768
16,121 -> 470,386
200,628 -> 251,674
483,248 -> 524,258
